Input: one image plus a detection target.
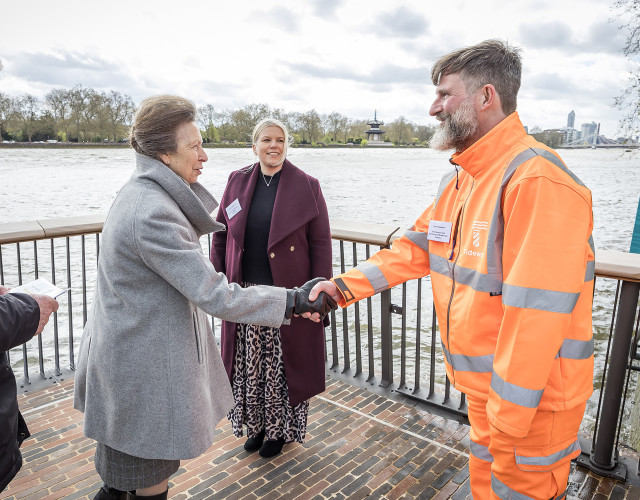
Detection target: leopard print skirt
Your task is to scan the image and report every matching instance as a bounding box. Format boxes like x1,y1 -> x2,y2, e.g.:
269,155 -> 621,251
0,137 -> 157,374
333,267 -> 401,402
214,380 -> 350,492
228,284 -> 309,444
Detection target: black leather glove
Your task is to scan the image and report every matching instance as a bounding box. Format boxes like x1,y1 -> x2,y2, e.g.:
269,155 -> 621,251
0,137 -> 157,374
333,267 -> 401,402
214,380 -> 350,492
285,277 -> 338,320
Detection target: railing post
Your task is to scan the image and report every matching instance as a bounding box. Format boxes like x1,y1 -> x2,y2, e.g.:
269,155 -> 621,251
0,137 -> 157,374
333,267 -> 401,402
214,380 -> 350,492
379,288 -> 393,388
580,280 -> 640,480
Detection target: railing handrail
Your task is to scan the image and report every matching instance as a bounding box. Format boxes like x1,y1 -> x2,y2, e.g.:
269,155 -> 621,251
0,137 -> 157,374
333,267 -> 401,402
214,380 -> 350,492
2,215 -> 640,282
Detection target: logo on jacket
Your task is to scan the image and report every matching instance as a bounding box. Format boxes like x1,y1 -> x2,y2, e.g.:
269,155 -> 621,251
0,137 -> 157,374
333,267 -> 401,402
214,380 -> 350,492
471,221 -> 488,247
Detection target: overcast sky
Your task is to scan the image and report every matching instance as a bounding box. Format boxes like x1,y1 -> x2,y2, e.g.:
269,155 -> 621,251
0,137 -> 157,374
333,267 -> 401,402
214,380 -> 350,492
0,0 -> 633,137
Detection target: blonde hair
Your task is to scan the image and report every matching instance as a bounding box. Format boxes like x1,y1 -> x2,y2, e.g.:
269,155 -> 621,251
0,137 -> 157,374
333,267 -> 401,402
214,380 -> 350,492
252,118 -> 292,159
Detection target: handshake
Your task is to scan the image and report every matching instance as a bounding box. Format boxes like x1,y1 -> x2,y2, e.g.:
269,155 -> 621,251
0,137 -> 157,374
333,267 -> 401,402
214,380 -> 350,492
285,277 -> 339,321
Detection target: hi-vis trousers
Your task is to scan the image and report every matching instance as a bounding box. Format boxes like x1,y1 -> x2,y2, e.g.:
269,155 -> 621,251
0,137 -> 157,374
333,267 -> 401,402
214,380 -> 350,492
467,396 -> 586,499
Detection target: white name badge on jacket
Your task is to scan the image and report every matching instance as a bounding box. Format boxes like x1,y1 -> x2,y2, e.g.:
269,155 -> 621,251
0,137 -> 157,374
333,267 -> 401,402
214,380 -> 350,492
226,199 -> 242,219
427,221 -> 452,243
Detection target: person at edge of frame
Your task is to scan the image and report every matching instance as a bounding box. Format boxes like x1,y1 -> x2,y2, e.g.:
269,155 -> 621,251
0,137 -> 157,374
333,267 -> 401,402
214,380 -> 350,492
0,287 -> 59,493
305,39 -> 595,500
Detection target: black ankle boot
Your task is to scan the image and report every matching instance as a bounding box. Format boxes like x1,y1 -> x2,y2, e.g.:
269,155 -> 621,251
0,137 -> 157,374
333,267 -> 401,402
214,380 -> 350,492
259,437 -> 286,458
126,489 -> 168,500
94,484 -> 128,500
244,429 -> 266,452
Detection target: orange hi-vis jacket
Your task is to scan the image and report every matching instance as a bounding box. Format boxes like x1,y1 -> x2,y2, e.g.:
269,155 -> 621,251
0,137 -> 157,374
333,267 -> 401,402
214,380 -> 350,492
332,112 -> 595,438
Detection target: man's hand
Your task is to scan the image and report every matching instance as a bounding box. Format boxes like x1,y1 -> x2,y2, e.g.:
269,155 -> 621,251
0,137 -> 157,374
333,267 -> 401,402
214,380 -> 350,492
31,294 -> 59,334
0,286 -> 9,295
302,280 -> 341,322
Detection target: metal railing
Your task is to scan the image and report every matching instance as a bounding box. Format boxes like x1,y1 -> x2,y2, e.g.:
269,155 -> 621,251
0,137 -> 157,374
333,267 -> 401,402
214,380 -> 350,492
1,216 -> 639,483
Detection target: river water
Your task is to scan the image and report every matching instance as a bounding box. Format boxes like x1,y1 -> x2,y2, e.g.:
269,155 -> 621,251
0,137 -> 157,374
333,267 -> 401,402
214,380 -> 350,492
1,146 -> 639,436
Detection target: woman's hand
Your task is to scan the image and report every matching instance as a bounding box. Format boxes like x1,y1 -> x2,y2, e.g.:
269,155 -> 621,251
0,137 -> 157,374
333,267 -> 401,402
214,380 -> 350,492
285,278 -> 338,321
302,280 -> 340,323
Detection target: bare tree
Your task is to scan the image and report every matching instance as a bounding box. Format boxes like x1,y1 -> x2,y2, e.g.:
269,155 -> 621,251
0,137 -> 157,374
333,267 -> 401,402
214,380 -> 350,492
197,104 -> 218,142
46,88 -> 72,141
299,109 -> 322,143
613,0 -> 640,135
0,92 -> 14,140
103,91 -> 135,142
325,112 -> 349,142
14,94 -> 40,142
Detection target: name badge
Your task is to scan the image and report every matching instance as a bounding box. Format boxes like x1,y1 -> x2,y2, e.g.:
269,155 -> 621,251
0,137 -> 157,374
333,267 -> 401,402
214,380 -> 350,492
427,220 -> 452,243
226,198 -> 242,219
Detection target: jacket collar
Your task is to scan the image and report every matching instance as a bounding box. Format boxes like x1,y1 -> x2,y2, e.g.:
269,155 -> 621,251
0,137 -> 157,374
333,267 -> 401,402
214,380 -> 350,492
223,159 -> 320,250
450,112 -> 527,177
134,152 -> 225,236
268,159 -> 319,250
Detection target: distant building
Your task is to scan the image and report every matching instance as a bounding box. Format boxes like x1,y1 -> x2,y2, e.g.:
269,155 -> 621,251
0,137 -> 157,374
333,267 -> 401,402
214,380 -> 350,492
563,127 -> 581,145
581,122 -> 599,145
365,111 -> 392,146
567,110 -> 575,129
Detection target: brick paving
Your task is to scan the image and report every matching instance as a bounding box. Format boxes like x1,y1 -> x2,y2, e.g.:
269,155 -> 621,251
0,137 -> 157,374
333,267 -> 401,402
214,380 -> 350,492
3,377 -> 639,499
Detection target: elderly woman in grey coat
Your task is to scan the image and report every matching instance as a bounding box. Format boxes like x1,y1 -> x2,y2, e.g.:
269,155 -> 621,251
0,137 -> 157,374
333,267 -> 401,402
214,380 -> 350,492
73,95 -> 335,500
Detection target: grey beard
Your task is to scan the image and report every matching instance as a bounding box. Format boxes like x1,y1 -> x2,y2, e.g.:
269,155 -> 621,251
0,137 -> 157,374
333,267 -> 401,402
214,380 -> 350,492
430,101 -> 479,152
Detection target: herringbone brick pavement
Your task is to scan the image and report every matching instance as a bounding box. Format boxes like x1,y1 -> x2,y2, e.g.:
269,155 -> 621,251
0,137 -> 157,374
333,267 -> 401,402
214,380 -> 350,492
2,377 -> 638,499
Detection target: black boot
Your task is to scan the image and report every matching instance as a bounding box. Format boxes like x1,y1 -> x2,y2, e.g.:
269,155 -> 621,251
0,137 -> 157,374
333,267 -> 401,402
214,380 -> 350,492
94,484 -> 128,500
259,437 -> 286,458
126,490 -> 168,500
244,429 -> 266,452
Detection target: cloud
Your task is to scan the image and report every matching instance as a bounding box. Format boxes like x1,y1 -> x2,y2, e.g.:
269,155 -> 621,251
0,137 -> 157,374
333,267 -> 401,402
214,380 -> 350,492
286,61 -> 428,86
8,51 -> 137,92
519,20 -> 625,55
247,6 -> 299,33
309,0 -> 342,19
372,6 -> 429,39
519,21 -> 572,49
527,72 -> 577,96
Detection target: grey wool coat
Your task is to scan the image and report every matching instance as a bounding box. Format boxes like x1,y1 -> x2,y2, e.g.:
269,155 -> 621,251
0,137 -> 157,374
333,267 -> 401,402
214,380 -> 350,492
73,153 -> 288,460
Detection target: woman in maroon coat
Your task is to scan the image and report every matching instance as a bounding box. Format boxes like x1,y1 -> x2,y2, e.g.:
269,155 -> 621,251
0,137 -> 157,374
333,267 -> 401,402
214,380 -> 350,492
211,118 -> 332,458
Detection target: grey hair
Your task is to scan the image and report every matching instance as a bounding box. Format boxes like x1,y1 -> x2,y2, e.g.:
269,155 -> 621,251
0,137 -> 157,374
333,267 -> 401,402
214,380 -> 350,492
431,39 -> 522,115
129,95 -> 196,160
252,118 -> 292,159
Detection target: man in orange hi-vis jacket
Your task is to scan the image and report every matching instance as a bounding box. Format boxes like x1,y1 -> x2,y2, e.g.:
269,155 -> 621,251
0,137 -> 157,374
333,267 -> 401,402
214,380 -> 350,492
306,39 -> 594,499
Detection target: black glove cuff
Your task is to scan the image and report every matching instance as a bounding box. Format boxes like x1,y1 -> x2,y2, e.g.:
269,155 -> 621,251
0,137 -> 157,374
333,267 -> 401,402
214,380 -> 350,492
284,289 -> 296,320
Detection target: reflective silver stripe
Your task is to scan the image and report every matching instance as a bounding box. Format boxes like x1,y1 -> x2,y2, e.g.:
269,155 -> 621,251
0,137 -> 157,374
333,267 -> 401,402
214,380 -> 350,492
585,260 -> 595,282
491,371 -> 544,408
355,261 -> 389,294
558,338 -> 594,360
516,438 -> 580,467
470,441 -> 494,462
502,283 -> 580,314
429,253 -> 503,293
454,265 -> 502,293
442,341 -> 494,373
589,235 -> 595,255
434,168 -> 458,209
486,149 -> 538,279
429,253 -> 452,278
534,148 -> 586,187
485,147 -> 594,290
491,473 -> 536,500
404,229 -> 429,253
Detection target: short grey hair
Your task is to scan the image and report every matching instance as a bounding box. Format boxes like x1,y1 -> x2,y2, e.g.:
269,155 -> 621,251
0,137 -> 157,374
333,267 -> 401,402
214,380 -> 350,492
130,95 -> 196,159
431,39 -> 522,115
252,118 -> 292,158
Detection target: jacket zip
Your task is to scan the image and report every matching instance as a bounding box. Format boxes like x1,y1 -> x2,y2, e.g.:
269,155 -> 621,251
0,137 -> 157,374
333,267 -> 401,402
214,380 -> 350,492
445,178 -> 474,385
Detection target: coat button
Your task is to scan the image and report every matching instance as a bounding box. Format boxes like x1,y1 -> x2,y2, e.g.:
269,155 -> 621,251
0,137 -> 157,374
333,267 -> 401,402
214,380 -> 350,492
270,252 -> 275,258
290,246 -> 295,252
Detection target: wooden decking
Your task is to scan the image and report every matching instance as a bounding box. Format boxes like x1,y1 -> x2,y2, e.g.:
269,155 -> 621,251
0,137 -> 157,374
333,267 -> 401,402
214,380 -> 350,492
2,377 -> 639,499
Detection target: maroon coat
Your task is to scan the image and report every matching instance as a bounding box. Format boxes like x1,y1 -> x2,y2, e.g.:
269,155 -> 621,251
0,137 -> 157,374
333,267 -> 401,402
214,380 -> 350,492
211,159 -> 332,406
